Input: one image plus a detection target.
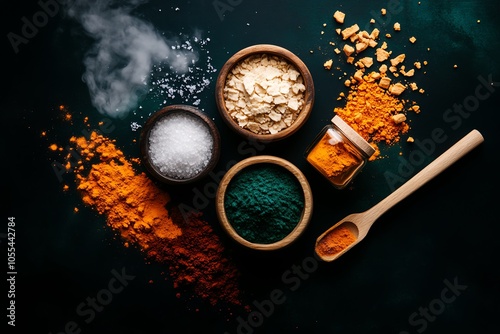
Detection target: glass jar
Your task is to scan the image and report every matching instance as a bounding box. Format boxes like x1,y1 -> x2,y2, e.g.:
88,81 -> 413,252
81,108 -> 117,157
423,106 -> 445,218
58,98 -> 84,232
305,115 -> 375,189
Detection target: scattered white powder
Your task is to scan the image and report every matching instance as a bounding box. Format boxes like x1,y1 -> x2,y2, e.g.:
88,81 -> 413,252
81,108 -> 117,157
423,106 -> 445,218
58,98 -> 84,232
130,122 -> 142,131
148,113 -> 213,179
132,34 -> 216,132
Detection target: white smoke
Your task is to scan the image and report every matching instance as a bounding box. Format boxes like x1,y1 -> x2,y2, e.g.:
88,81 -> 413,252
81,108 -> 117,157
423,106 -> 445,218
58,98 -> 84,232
66,0 -> 198,118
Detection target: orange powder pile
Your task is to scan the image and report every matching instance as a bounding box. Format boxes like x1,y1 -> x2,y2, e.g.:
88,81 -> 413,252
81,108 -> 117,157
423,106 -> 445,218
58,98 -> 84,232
73,133 -> 182,247
306,132 -> 360,177
316,225 -> 357,257
334,77 -> 410,145
324,10 -> 426,157
58,130 -> 243,308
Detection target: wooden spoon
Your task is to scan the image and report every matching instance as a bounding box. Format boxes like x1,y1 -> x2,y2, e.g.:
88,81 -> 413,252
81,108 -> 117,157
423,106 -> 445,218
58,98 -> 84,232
315,129 -> 484,262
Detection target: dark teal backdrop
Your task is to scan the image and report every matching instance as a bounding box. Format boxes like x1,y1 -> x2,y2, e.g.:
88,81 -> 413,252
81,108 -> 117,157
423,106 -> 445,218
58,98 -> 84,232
3,0 -> 500,333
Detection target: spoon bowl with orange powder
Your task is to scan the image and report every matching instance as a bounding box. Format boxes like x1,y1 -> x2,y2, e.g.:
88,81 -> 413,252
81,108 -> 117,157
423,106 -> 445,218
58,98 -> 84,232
315,130 -> 484,262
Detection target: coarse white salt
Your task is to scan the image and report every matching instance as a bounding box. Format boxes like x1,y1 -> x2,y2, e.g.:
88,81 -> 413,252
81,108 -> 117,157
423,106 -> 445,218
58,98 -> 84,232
148,113 -> 213,179
147,35 -> 216,109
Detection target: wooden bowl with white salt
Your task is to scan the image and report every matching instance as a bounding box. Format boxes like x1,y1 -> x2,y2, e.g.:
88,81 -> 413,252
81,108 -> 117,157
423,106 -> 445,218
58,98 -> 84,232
215,44 -> 315,143
140,105 -> 221,185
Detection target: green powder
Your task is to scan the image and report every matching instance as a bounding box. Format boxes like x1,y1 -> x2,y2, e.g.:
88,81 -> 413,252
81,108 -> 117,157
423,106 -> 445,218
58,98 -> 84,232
224,163 -> 305,244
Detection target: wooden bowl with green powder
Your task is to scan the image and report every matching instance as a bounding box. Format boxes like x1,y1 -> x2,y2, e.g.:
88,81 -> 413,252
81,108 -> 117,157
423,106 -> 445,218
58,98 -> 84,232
216,155 -> 313,251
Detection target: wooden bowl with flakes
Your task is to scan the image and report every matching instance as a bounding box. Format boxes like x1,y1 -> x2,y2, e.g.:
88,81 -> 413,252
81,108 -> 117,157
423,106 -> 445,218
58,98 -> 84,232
215,44 -> 315,143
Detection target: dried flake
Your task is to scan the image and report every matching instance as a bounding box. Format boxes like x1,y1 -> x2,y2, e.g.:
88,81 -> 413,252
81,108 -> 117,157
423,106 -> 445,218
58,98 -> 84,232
343,44 -> 355,56
389,82 -> 406,96
333,10 -> 346,24
403,69 -> 415,77
390,54 -> 406,67
324,59 -> 334,70
360,57 -> 374,68
376,48 -> 391,62
341,24 -> 360,40
356,42 -> 369,53
379,76 -> 392,89
392,113 -> 406,124
353,70 -> 364,82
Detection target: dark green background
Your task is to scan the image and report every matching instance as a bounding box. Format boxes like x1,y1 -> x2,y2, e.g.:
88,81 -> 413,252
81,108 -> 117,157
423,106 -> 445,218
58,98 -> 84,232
3,0 -> 500,333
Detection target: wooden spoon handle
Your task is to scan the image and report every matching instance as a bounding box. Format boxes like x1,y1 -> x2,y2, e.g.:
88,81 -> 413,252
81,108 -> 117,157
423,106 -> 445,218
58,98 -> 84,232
367,129 -> 484,220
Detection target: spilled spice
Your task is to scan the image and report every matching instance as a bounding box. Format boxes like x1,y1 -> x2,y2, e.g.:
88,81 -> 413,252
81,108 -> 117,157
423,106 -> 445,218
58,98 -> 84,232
55,128 -> 243,308
324,8 -> 426,155
334,77 -> 409,145
146,209 -> 241,305
316,225 -> 356,257
73,133 -> 182,247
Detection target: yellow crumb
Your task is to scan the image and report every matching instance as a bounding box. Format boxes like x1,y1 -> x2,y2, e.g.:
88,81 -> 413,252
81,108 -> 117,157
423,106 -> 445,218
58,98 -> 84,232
333,10 -> 346,24
324,59 -> 334,70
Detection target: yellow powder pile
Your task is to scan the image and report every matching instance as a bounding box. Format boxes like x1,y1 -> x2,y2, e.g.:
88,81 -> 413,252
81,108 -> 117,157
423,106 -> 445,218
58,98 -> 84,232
49,122 -> 244,308
72,132 -> 182,248
334,76 -> 409,145
325,9 -> 426,155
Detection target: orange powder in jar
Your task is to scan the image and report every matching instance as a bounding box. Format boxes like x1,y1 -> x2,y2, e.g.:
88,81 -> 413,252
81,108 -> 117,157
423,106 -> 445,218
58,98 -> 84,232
306,130 -> 361,179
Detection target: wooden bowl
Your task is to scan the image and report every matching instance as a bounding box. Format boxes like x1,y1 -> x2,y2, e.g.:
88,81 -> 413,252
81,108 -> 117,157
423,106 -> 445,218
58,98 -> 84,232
215,44 -> 315,143
216,155 -> 313,251
140,104 -> 221,185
